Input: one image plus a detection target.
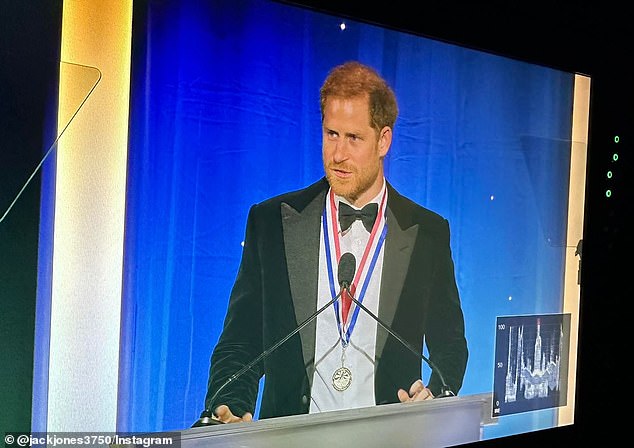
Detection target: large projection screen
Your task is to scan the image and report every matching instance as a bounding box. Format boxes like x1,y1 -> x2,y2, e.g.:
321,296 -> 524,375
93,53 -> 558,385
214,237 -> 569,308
118,0 -> 589,438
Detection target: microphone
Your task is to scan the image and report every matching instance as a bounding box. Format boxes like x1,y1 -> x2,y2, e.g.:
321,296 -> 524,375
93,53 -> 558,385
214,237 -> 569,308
193,252 -> 357,427
343,276 -> 456,398
338,252 -> 356,289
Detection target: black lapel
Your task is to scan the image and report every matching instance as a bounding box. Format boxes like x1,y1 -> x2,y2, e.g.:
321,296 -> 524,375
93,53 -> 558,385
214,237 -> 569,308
281,179 -> 328,380
376,184 -> 419,360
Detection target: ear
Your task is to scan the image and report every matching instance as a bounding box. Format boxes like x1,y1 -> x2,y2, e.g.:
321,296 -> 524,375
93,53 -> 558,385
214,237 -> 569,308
378,126 -> 392,158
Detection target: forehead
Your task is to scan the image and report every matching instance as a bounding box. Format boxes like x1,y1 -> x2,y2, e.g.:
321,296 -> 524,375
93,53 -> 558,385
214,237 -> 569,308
323,96 -> 372,128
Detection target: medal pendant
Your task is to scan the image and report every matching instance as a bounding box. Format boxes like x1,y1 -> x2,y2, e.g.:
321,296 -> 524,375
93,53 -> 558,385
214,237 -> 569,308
332,366 -> 352,391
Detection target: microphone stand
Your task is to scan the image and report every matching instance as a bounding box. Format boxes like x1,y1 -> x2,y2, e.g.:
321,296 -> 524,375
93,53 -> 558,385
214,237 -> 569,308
192,288 -> 347,427
345,287 -> 455,398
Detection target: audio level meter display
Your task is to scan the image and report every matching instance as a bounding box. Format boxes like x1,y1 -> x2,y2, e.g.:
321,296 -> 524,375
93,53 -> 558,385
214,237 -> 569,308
492,313 -> 571,417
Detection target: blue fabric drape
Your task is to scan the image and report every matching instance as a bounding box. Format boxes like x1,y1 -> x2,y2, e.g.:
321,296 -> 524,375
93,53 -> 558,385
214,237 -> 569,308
119,0 -> 575,436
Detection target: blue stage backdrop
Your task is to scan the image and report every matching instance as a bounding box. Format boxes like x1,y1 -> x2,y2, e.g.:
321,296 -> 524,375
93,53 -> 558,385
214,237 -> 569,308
118,0 -> 575,436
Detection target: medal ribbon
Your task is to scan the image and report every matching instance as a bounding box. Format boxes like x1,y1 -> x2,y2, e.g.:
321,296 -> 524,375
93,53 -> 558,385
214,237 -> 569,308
323,187 -> 388,346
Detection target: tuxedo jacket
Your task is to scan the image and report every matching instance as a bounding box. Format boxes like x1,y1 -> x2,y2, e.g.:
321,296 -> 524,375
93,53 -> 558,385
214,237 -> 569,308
204,177 -> 468,419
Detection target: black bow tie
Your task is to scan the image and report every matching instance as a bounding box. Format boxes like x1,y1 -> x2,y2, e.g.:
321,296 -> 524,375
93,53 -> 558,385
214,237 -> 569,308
338,202 -> 378,233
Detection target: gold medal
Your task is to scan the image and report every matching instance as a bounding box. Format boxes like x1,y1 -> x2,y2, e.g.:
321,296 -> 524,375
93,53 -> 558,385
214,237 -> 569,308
332,366 -> 352,391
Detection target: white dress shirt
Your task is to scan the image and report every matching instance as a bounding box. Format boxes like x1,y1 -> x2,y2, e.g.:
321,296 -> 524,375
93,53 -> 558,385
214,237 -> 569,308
309,183 -> 387,413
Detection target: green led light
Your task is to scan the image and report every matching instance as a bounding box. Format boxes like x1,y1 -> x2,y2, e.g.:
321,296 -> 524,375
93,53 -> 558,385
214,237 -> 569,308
607,170 -> 613,179
613,153 -> 619,162
614,135 -> 620,143
606,189 -> 612,198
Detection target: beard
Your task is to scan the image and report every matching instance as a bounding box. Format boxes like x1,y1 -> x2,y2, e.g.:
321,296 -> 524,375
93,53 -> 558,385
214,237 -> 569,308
324,160 -> 382,204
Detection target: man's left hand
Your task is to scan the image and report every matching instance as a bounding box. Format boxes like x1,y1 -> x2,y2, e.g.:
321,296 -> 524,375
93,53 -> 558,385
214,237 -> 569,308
397,379 -> 434,402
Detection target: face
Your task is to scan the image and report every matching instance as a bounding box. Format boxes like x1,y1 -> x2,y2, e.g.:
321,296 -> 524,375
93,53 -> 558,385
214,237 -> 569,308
322,96 -> 392,207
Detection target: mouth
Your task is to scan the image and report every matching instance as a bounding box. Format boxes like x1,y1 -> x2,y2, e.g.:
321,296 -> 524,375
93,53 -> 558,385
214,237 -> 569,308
330,167 -> 353,179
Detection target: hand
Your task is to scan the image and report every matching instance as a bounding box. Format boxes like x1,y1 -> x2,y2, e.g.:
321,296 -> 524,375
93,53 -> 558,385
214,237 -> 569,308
213,404 -> 254,423
397,379 -> 434,403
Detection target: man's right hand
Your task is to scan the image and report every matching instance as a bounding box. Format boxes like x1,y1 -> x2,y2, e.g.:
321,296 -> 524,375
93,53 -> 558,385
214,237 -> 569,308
213,404 -> 254,423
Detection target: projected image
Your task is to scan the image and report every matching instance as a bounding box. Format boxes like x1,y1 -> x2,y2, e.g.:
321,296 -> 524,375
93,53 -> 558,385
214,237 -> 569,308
492,314 -> 571,417
113,0 -> 588,438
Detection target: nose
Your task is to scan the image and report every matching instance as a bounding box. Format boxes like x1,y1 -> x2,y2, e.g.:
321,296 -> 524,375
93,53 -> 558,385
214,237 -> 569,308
331,140 -> 349,163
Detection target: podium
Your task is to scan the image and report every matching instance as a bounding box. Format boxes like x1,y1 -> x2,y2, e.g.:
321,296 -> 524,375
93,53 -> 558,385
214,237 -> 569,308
181,394 -> 492,448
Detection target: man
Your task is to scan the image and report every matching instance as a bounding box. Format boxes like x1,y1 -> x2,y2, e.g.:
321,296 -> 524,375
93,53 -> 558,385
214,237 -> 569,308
199,61 -> 468,424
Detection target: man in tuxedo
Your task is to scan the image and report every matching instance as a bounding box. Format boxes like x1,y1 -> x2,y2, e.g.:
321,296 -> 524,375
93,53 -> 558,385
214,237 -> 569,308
200,61 -> 468,424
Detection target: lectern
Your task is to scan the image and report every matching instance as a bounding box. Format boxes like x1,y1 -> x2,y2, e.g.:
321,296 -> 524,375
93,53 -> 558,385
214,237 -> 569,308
181,394 -> 491,448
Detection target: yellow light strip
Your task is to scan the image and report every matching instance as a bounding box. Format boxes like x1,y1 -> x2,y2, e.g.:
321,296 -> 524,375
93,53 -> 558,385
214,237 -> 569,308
559,73 -> 591,426
47,0 -> 132,430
